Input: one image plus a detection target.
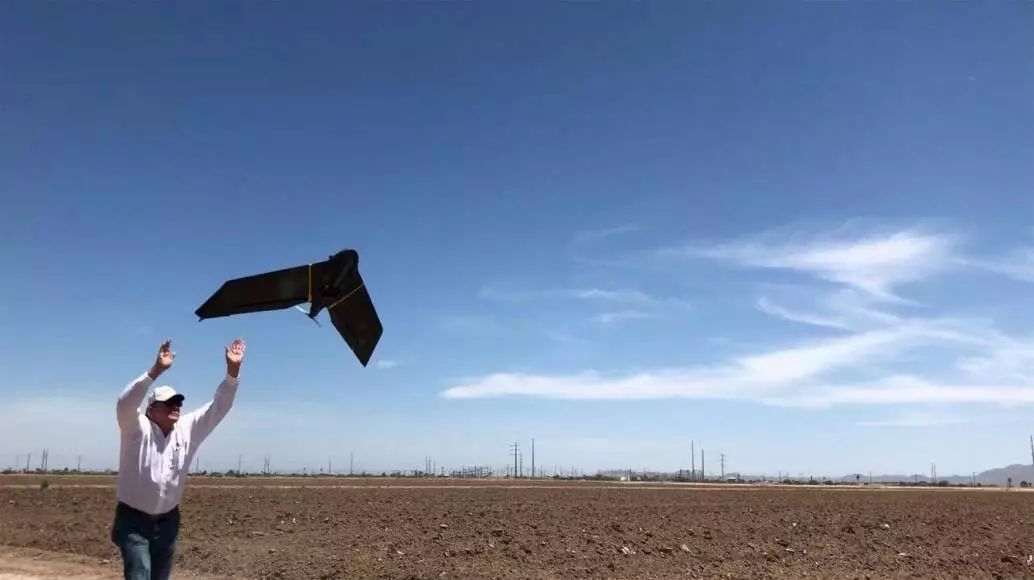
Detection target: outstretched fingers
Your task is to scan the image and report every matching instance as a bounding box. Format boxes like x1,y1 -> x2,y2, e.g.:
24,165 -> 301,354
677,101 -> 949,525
154,338 -> 176,370
225,337 -> 246,354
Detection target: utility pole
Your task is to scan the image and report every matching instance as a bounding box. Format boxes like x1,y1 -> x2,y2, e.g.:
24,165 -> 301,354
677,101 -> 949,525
350,451 -> 354,475
531,438 -> 535,479
510,442 -> 520,479
77,455 -> 82,472
1029,435 -> 1033,471
691,441 -> 696,481
701,448 -> 705,481
720,453 -> 725,480
238,454 -> 242,474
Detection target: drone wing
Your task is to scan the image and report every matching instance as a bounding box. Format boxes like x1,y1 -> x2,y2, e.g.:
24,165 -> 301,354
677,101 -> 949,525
195,261 -> 328,320
327,270 -> 383,367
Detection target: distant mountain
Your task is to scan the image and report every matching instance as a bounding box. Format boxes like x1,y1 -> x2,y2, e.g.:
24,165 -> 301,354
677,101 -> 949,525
842,464 -> 1034,486
595,464 -> 1034,487
973,464 -> 1034,486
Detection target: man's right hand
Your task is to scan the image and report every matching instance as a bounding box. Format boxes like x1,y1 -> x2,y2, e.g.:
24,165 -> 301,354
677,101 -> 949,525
148,339 -> 175,379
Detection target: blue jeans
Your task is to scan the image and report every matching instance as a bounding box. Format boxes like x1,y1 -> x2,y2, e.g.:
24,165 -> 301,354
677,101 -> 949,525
109,502 -> 180,580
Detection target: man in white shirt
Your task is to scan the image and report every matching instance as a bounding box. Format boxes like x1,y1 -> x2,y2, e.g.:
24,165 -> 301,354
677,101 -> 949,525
110,337 -> 245,580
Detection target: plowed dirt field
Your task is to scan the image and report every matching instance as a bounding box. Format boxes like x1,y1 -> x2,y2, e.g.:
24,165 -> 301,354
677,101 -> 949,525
2,475 -> 1034,579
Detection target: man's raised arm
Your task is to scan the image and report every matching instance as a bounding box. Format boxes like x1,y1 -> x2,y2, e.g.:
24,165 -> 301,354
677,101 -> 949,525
116,373 -> 153,430
184,374 -> 239,443
184,337 -> 245,444
118,340 -> 175,431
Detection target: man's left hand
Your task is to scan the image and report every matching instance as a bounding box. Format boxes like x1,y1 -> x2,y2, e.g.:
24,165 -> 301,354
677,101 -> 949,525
225,337 -> 246,377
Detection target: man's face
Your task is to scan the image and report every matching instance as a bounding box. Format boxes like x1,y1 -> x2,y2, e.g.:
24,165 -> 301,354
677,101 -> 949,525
150,397 -> 183,424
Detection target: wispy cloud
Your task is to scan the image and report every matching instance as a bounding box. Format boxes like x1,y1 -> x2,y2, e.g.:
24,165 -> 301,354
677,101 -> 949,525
566,223 -> 643,267
480,287 -> 682,307
479,286 -> 692,323
856,409 -> 975,427
442,224 -> 1034,409
755,295 -> 854,330
589,310 -> 657,325
658,226 -> 958,302
440,322 -> 967,401
971,246 -> 1034,283
755,287 -> 903,332
571,224 -> 641,244
375,359 -> 398,369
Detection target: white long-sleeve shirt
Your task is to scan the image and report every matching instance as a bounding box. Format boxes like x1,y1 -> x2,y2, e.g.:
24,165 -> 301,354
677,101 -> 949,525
115,371 -> 238,515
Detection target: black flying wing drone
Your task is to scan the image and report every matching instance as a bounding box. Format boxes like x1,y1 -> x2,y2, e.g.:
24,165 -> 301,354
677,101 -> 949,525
194,249 -> 383,367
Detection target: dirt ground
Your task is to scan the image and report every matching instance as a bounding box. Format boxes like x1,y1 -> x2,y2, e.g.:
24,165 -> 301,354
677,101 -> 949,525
3,475 -> 1034,579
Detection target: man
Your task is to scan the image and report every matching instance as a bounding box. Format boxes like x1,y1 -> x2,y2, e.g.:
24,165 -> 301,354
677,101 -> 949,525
110,337 -> 245,580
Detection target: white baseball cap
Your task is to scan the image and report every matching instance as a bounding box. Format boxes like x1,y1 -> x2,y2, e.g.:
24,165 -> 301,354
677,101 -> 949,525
148,385 -> 185,406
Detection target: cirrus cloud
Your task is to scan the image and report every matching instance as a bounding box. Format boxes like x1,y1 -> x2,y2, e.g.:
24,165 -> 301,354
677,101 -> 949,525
441,223 -> 1034,410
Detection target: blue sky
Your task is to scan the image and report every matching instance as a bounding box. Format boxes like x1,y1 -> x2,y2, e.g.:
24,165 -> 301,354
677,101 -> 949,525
2,2 -> 1033,478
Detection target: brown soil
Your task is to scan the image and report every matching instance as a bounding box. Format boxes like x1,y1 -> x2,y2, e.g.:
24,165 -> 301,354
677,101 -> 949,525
0,546 -> 120,579
3,475 -> 1034,579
